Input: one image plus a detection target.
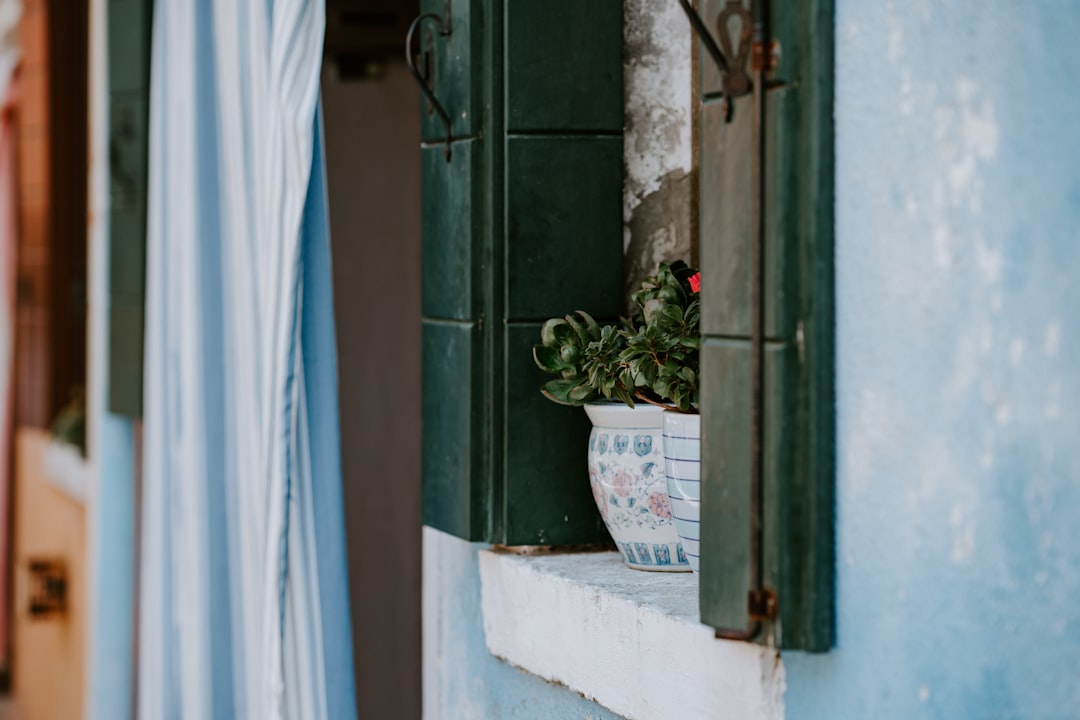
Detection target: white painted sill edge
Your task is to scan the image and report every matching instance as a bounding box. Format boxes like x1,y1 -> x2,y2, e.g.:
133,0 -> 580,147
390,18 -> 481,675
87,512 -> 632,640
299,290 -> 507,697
43,438 -> 89,504
478,549 -> 784,720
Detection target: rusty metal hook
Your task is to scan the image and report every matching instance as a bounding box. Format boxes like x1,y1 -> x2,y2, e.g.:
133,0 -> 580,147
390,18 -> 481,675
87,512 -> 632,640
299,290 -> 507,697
716,1 -> 753,98
675,0 -> 754,122
406,4 -> 453,161
675,0 -> 730,77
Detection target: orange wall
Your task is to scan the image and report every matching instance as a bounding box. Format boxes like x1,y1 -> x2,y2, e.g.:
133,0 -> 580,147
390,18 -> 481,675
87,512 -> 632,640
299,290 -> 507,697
10,429 -> 86,720
6,1 -> 91,716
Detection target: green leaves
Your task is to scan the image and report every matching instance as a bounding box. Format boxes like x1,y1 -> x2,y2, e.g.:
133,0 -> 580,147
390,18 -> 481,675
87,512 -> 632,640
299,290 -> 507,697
620,261 -> 701,412
540,377 -> 595,406
582,323 -> 635,407
535,261 -> 701,412
532,344 -> 565,374
533,311 -> 604,406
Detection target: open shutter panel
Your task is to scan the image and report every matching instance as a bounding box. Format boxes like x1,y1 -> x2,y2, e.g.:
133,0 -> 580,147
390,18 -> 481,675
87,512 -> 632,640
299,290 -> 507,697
107,0 -> 152,417
420,0 -> 624,544
698,0 -> 835,650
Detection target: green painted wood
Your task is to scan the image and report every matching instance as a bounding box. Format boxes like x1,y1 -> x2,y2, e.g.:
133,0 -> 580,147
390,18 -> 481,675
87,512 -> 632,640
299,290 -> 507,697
699,339 -> 753,622
107,0 -> 150,94
762,342 -> 790,644
420,0 -> 500,542
108,303 -> 145,415
421,319 -> 489,539
107,0 -> 152,417
699,339 -> 795,638
698,0 -> 834,651
502,323 -> 609,546
772,0 -> 836,651
418,0 -> 483,144
419,0 -> 625,545
505,136 -> 624,321
505,0 -> 623,133
700,95 -> 750,336
421,139 -> 482,320
109,95 -> 148,211
109,206 -> 146,297
107,205 -> 146,414
700,93 -> 793,340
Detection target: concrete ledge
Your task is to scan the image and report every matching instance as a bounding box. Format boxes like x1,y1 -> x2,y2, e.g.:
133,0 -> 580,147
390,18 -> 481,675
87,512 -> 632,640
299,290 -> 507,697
43,438 -> 89,504
478,549 -> 784,720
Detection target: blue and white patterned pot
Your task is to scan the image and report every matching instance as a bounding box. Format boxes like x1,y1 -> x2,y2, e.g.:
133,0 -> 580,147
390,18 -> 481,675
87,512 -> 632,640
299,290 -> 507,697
662,411 -> 701,572
584,403 -> 690,572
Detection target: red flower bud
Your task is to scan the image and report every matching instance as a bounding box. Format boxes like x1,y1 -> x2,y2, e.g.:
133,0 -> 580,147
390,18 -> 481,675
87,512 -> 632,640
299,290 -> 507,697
688,272 -> 701,293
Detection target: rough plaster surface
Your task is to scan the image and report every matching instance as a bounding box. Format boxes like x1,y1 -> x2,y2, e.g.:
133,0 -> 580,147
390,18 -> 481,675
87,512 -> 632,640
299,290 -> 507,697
423,528 -> 624,720
479,550 -> 784,720
624,0 -> 694,296
784,3 -> 1080,718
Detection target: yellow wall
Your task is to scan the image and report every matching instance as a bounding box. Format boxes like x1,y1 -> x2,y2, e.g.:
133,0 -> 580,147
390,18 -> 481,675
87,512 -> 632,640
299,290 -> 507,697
11,428 -> 86,720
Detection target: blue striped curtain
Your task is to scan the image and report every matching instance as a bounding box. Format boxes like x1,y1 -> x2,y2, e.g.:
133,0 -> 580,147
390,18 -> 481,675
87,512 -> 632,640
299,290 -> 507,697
138,1 -> 356,718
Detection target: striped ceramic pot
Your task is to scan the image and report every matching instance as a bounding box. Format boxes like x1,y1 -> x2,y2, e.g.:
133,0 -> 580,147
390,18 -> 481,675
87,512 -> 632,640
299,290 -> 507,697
662,411 -> 701,572
584,403 -> 690,572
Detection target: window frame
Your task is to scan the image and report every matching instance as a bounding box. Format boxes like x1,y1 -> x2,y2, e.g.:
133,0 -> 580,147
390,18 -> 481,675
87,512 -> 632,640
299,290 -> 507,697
417,0 -> 835,652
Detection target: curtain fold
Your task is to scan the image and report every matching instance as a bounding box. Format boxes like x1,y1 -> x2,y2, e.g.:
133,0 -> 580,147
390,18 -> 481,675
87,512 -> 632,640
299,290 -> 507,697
139,1 -> 356,717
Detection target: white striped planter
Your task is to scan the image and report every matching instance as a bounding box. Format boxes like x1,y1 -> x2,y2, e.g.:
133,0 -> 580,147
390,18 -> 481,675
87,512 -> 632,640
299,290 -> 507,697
662,411 -> 701,573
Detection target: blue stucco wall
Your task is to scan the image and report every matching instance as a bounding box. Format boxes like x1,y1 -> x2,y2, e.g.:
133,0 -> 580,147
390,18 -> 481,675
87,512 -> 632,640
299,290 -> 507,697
785,2 -> 1080,718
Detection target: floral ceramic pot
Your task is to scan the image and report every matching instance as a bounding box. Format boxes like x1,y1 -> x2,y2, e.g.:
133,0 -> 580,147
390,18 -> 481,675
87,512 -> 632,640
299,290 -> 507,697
584,402 -> 690,572
662,411 -> 701,572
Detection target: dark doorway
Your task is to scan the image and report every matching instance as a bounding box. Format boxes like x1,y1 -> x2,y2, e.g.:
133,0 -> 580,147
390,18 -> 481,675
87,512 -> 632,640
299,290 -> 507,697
322,5 -> 422,715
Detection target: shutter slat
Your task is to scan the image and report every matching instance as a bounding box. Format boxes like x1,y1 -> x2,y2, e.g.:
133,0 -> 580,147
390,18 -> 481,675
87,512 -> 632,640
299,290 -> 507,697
106,0 -> 153,417
698,0 -> 835,650
420,0 -> 624,546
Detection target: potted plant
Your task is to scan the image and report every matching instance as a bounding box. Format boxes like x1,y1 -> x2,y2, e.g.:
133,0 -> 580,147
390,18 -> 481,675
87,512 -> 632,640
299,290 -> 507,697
533,261 -> 702,572
620,262 -> 703,573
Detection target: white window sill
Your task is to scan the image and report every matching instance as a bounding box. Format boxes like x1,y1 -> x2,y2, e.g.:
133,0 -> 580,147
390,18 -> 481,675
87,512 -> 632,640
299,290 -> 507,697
43,438 -> 89,504
478,549 -> 784,720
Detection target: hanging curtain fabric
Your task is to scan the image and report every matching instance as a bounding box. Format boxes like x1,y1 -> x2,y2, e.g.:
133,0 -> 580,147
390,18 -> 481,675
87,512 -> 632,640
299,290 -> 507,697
139,1 -> 356,718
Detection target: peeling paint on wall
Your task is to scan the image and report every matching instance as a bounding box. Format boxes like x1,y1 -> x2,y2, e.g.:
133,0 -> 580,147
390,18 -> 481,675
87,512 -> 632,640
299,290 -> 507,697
624,0 -> 693,295
625,168 -> 693,300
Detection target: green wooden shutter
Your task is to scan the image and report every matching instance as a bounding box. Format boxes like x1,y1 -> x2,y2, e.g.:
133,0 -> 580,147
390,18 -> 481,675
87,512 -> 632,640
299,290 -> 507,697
420,0 -> 624,544
698,0 -> 835,650
107,0 -> 152,417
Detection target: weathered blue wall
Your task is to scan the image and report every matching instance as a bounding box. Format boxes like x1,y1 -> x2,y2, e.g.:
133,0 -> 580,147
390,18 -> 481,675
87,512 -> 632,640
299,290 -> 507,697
785,2 -> 1080,717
